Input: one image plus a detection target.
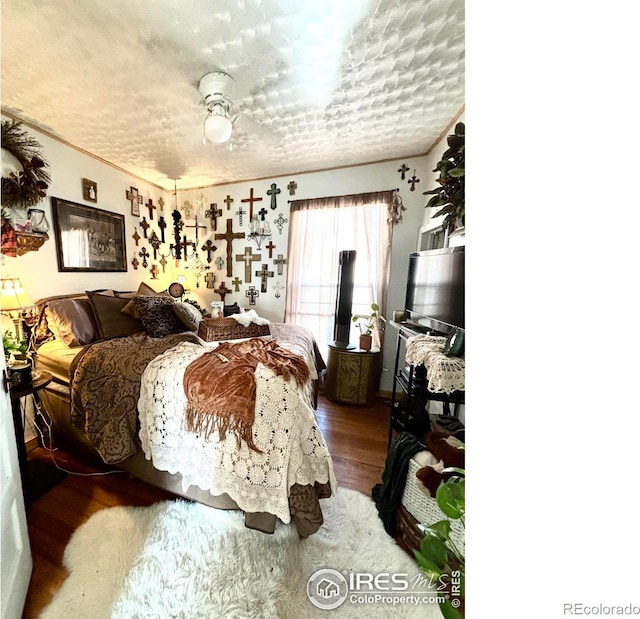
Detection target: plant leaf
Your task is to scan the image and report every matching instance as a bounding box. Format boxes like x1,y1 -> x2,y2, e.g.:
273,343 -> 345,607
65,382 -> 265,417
420,531 -> 449,569
425,520 -> 451,542
439,598 -> 464,619
448,167 -> 465,178
413,550 -> 442,581
436,479 -> 465,520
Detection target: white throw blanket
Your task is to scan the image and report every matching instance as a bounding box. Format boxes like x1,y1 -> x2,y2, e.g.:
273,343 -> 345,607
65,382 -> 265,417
138,341 -> 336,522
405,334 -> 465,394
230,309 -> 270,326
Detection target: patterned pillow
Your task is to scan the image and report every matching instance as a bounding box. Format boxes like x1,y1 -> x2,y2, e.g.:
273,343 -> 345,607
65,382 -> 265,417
86,291 -> 144,339
133,296 -> 184,338
119,282 -> 168,318
173,302 -> 203,331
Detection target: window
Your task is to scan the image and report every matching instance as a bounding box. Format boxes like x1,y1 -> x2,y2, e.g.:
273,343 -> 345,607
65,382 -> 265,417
285,191 -> 397,357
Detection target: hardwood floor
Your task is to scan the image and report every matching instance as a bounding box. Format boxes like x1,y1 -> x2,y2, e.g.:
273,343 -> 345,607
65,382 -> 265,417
22,394 -> 391,618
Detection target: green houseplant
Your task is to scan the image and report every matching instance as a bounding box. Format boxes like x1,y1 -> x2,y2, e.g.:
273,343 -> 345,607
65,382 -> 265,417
352,302 -> 380,350
3,329 -> 29,362
423,122 -> 465,235
414,465 -> 465,618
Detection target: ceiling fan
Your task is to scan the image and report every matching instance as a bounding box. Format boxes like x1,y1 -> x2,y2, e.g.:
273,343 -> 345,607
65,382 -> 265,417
198,71 -> 237,145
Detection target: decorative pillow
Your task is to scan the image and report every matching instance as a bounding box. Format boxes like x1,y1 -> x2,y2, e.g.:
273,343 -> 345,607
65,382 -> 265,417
173,302 -> 203,331
197,317 -> 270,342
133,296 -> 184,338
86,291 -> 144,339
119,282 -> 168,318
45,297 -> 99,347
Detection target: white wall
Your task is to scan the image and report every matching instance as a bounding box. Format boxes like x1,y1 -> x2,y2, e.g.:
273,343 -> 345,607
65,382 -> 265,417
2,116 -> 454,391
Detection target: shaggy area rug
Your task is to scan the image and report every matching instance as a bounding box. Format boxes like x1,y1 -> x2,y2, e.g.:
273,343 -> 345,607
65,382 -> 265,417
41,487 -> 441,618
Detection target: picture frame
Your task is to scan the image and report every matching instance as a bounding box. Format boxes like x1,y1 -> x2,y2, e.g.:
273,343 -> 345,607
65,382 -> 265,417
51,197 -> 127,272
82,178 -> 98,203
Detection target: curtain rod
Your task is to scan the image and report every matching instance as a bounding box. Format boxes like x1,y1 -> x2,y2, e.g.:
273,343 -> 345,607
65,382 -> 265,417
288,188 -> 399,204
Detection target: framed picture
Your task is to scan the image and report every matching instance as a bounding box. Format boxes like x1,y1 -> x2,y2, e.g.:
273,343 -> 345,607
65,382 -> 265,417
82,178 -> 98,202
51,197 -> 127,272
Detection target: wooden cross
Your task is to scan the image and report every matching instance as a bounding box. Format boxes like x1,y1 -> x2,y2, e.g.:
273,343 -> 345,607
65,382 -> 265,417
215,281 -> 232,301
274,213 -> 288,234
267,183 -> 281,210
158,197 -> 165,212
146,198 -> 157,220
214,219 -> 246,277
157,216 -> 167,243
398,163 -> 410,180
201,239 -> 217,263
273,280 -> 284,299
241,187 -> 263,220
131,256 -> 139,270
235,206 -> 247,226
204,272 -> 216,289
273,254 -> 287,276
159,254 -> 168,273
214,256 -> 225,270
139,247 -> 149,268
231,276 -> 242,292
150,264 -> 159,280
236,247 -> 261,282
184,216 -> 207,245
140,217 -> 150,238
256,207 -> 268,222
149,231 -> 161,259
255,263 -> 274,293
126,186 -> 143,215
224,194 -> 234,211
245,286 -> 259,305
265,240 -> 276,258
287,180 -> 297,195
205,203 -> 222,231
132,228 -> 141,246
408,170 -> 420,191
181,235 -> 196,260
182,201 -> 193,219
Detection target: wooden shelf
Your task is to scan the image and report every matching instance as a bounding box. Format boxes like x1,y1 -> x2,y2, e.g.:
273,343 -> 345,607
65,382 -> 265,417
15,231 -> 48,255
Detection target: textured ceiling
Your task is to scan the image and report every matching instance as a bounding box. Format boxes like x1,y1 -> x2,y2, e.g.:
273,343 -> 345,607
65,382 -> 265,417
1,0 -> 464,191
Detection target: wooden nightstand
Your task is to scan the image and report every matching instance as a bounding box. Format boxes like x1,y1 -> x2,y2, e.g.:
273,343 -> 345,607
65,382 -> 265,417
325,344 -> 382,406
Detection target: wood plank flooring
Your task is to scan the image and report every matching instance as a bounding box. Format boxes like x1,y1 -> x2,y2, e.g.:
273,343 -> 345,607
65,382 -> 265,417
22,394 -> 391,619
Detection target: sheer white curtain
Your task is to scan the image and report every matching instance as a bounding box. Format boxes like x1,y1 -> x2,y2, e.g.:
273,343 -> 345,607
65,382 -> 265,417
285,191 -> 397,358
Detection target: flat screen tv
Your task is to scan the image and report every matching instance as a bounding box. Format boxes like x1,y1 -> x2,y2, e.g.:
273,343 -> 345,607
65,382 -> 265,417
405,247 -> 464,330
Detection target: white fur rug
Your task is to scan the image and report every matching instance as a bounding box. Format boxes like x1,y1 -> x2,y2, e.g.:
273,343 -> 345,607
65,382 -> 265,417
41,487 -> 440,618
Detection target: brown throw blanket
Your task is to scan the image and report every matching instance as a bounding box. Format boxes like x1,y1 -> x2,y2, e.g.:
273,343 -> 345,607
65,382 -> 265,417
183,338 -> 310,452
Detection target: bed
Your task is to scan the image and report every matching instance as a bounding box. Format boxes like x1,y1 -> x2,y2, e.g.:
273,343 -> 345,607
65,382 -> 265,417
33,287 -> 336,536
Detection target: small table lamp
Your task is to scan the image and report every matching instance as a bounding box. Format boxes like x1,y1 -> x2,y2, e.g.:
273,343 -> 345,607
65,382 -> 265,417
1,278 -> 35,342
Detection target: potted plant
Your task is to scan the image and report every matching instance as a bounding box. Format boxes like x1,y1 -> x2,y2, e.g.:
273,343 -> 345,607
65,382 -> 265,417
351,302 -> 380,351
3,329 -> 29,362
423,122 -> 465,235
414,464 -> 465,618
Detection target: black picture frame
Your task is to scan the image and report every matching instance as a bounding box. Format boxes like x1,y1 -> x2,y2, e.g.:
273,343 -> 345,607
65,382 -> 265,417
51,197 -> 127,272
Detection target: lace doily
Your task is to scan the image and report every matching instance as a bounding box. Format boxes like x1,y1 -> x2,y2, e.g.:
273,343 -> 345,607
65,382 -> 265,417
405,334 -> 465,394
138,342 -> 337,522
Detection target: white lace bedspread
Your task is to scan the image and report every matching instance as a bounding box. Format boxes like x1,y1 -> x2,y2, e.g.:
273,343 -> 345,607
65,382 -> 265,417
405,334 -> 465,394
138,341 -> 337,523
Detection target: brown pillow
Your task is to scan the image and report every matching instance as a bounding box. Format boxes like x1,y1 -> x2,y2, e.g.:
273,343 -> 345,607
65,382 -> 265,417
119,282 -> 168,318
173,302 -> 203,331
45,298 -> 99,347
86,291 -> 144,339
133,296 -> 184,338
197,317 -> 270,342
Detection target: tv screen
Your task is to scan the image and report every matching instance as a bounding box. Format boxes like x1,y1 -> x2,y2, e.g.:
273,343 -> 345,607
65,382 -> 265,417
405,247 -> 465,329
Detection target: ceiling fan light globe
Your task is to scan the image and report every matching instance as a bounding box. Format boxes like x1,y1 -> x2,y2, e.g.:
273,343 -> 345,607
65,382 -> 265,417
204,113 -> 232,144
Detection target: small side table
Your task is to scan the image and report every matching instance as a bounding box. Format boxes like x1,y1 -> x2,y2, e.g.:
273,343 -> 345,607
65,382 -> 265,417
9,371 -> 62,504
325,344 -> 381,406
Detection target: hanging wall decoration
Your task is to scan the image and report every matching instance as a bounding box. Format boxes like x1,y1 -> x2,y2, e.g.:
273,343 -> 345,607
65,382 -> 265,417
158,197 -> 165,212
82,178 -> 98,203
204,272 -> 216,289
139,216 -> 150,238
157,216 -> 167,243
255,263 -> 274,293
267,183 -> 280,210
205,203 -> 222,231
273,281 -> 284,299
215,256 -> 224,271
245,285 -> 259,305
273,254 -> 287,276
408,170 -> 420,191
231,276 -> 242,292
139,247 -> 149,268
398,163 -> 410,180
126,186 -> 143,216
159,253 -> 169,273
273,213 -> 288,235
224,194 -> 234,211
236,246 -> 261,283
182,200 -> 193,219
148,230 -> 161,259
287,180 -> 297,195
1,121 -> 51,209
214,219 -> 245,277
215,281 -> 232,301
201,239 -> 217,263
241,187 -> 263,220
150,264 -> 159,279
234,205 -> 247,226
132,228 -> 141,246
131,256 -> 139,270
145,198 -> 157,220
265,240 -> 275,258
172,209 -> 183,260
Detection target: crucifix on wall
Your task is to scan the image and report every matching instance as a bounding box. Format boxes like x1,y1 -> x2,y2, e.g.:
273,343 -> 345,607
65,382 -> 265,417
215,281 -> 232,302
204,272 -> 216,289
184,216 -> 207,245
201,239 -> 217,263
273,254 -> 287,276
224,194 -> 234,211
241,187 -> 263,220
236,247 -> 261,283
267,183 -> 281,210
245,286 -> 259,305
205,203 -> 222,231
146,198 -> 157,220
214,219 -> 246,277
255,263 -> 274,293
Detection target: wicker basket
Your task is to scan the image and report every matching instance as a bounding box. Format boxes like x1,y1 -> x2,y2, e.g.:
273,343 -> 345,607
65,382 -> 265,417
197,317 -> 270,342
401,456 -> 465,552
